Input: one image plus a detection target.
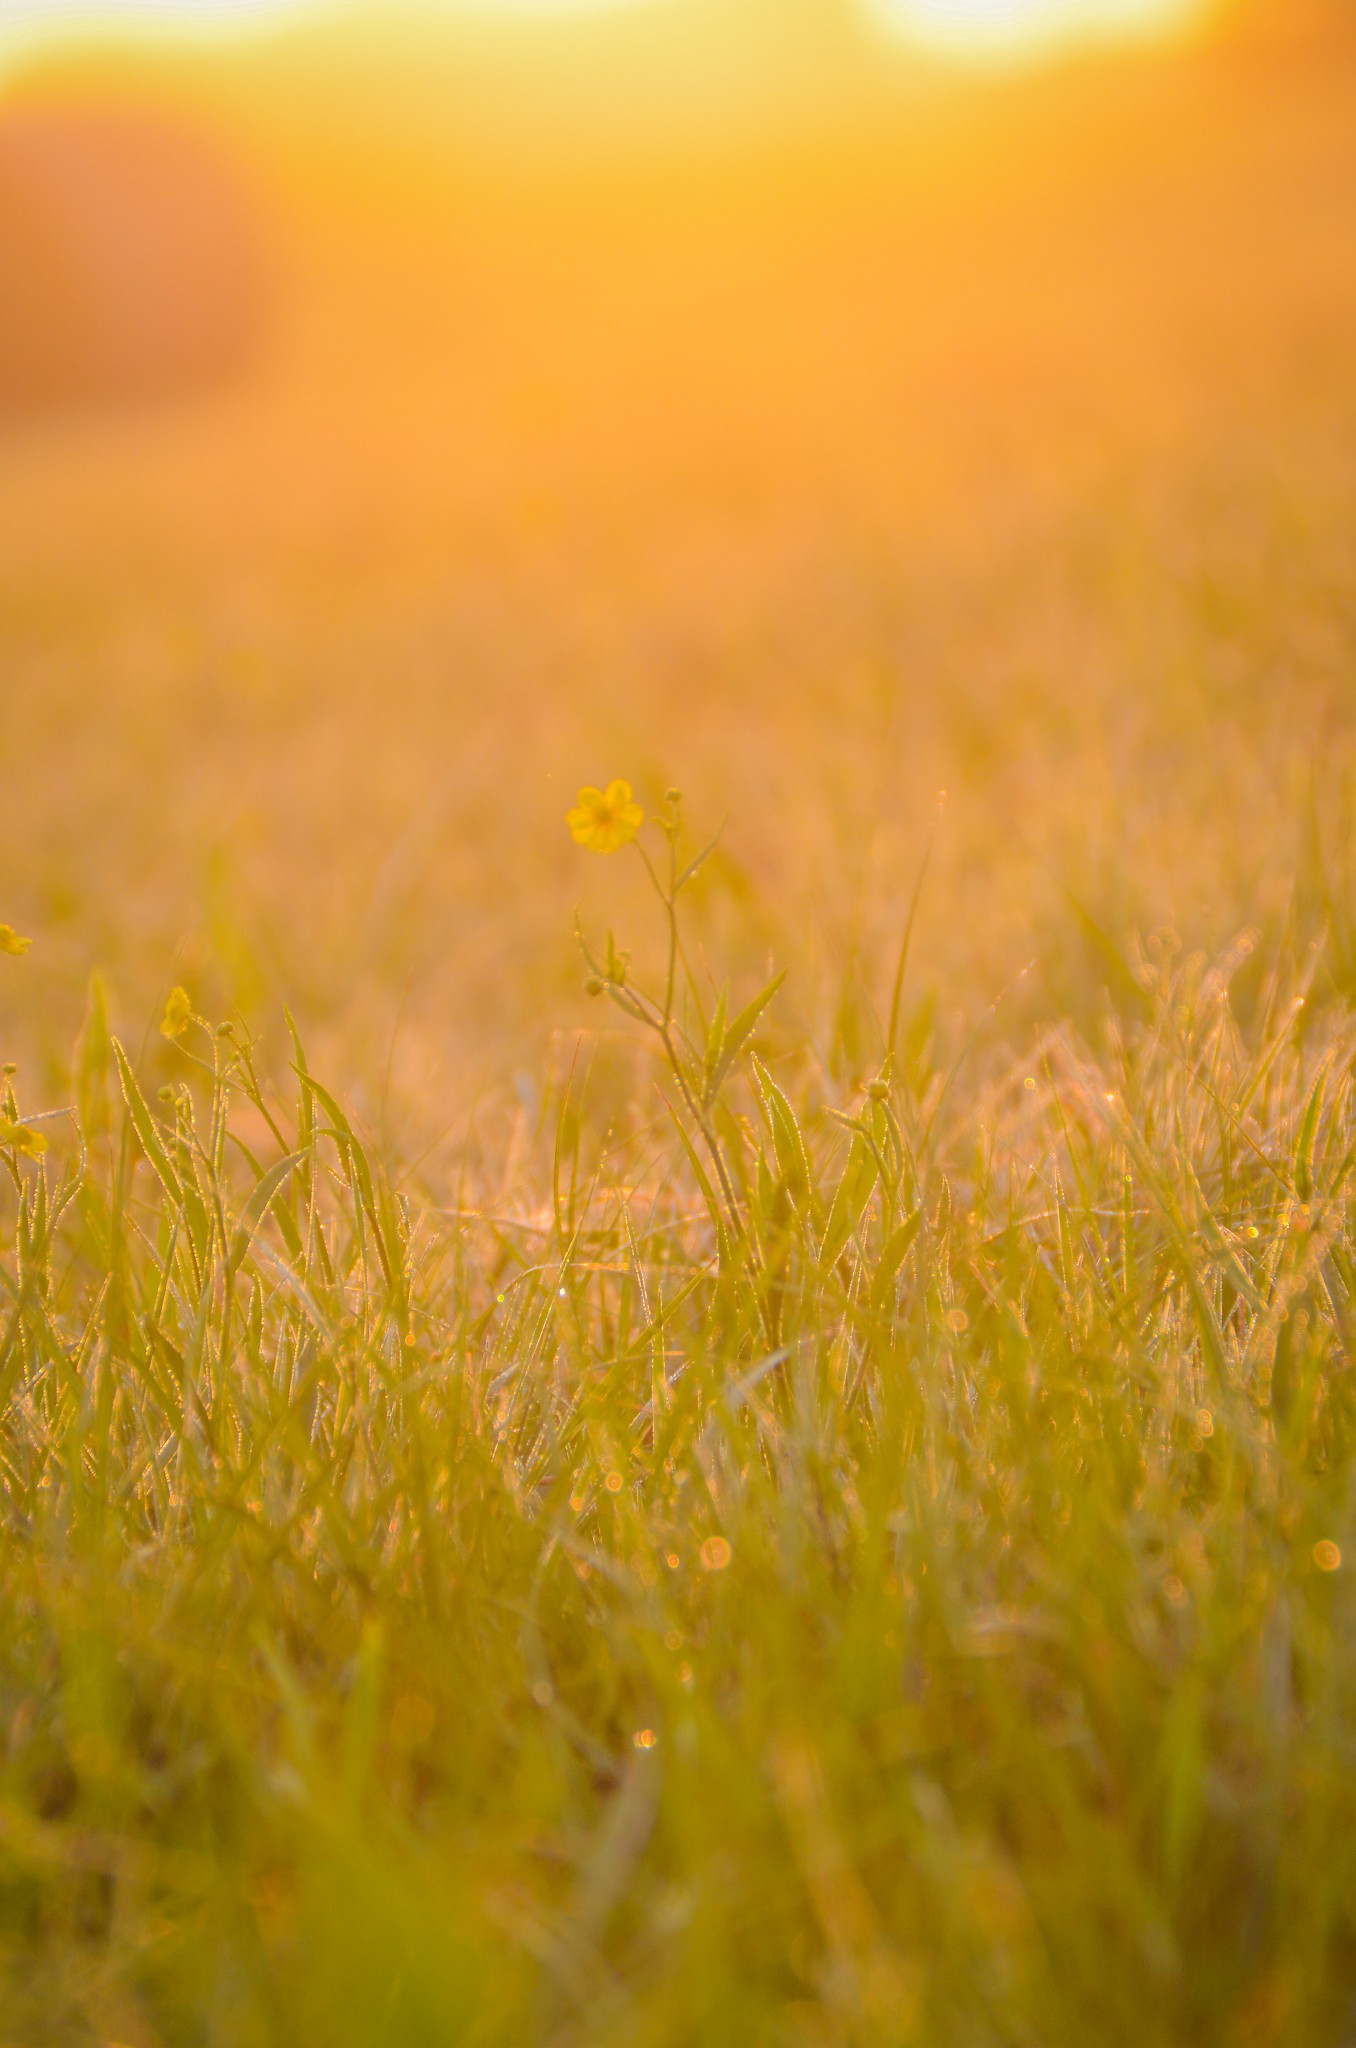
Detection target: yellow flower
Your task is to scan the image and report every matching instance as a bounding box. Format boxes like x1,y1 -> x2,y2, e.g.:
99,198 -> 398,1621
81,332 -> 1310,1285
0,1119 -> 47,1159
0,925 -> 31,956
161,986 -> 193,1039
567,780 -> 644,854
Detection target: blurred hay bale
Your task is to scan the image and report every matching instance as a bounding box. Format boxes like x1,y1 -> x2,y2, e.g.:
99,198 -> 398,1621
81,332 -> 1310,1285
0,104 -> 268,414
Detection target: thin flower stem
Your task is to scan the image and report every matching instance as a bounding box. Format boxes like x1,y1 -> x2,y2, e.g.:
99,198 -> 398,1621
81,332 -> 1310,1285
631,834 -> 741,1230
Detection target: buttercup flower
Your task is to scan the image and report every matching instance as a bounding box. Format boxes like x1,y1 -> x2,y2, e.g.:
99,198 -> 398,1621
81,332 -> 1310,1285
567,780 -> 644,854
0,1119 -> 47,1159
161,986 -> 193,1039
0,925 -> 31,956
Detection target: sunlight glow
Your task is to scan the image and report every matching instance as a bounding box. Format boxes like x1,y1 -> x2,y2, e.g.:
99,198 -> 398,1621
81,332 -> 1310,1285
0,0 -> 327,71
0,0 -> 1211,75
0,0 -> 310,28
870,0 -> 1205,59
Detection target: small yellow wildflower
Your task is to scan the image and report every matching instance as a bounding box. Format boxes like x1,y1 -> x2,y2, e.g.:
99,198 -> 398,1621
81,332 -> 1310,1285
567,780 -> 644,854
161,986 -> 193,1039
0,925 -> 31,956
0,1119 -> 47,1159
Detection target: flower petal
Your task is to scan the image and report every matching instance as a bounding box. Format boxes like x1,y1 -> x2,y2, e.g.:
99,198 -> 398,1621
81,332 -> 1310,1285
0,1119 -> 46,1158
161,987 -> 192,1039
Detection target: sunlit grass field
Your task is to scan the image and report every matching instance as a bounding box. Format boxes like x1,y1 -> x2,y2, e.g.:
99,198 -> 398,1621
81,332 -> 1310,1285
4,11 -> 1356,2043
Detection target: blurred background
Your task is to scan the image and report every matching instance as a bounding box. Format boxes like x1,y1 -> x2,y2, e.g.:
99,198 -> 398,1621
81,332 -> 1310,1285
1,0 -> 1354,1154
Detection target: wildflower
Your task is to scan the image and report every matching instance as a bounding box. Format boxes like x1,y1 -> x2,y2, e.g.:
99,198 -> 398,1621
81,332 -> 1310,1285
161,987 -> 192,1039
567,781 -> 644,854
0,1119 -> 47,1159
0,925 -> 31,956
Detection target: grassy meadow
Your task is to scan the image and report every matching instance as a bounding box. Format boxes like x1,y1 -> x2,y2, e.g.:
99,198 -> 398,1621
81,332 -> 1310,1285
3,8 -> 1356,2041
